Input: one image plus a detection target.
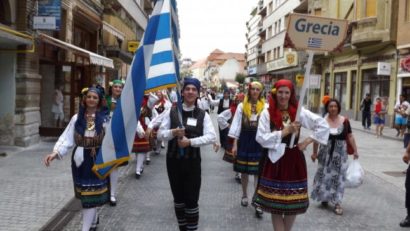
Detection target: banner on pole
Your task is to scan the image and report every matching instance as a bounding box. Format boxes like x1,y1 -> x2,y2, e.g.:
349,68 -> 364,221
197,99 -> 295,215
285,14 -> 348,52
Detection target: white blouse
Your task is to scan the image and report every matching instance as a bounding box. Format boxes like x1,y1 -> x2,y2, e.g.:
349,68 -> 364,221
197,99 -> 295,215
228,103 -> 268,139
256,107 -> 329,163
217,109 -> 233,130
157,104 -> 217,147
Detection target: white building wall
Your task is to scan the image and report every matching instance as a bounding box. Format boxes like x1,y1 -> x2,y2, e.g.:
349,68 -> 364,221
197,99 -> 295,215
191,67 -> 205,81
219,59 -> 243,81
262,0 -> 300,54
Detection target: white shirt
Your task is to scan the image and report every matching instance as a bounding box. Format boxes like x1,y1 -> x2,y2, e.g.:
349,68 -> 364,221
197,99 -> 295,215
255,107 -> 329,163
217,109 -> 233,130
157,104 -> 217,147
169,90 -> 178,103
198,94 -> 219,110
228,103 -> 268,139
148,108 -> 170,129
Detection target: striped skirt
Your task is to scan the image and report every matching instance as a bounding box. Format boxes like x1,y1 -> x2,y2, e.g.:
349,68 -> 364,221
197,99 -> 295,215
132,136 -> 151,153
233,129 -> 262,175
71,147 -> 109,208
252,147 -> 309,215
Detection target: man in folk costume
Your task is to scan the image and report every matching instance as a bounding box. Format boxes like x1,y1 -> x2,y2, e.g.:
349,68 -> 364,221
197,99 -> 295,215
157,77 -> 216,231
105,79 -> 124,206
228,81 -> 266,218
133,94 -> 159,179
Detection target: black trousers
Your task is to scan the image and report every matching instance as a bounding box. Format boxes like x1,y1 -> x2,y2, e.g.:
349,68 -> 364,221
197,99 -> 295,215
167,157 -> 201,230
362,111 -> 371,128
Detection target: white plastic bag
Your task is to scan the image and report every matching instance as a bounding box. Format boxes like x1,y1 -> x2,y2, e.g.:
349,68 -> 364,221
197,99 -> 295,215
345,159 -> 364,188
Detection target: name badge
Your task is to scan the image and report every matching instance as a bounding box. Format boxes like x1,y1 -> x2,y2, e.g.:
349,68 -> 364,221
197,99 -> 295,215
250,114 -> 258,122
187,117 -> 198,127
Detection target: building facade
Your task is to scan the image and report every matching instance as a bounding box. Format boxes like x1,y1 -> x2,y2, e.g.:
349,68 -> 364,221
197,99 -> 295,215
0,0 -> 152,146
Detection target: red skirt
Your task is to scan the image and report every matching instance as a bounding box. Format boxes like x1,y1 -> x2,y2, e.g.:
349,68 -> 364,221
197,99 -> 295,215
252,147 -> 309,215
222,137 -> 235,163
132,136 -> 151,153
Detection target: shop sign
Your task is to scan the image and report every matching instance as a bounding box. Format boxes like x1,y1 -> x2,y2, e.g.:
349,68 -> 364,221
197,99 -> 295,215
401,56 -> 410,73
248,66 -> 257,75
377,62 -> 391,76
128,41 -> 140,53
266,51 -> 298,72
33,0 -> 61,30
309,74 -> 321,89
62,65 -> 71,72
286,14 -> 348,52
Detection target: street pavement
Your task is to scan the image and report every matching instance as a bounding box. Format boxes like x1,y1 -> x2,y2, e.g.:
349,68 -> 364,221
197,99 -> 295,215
0,114 -> 409,230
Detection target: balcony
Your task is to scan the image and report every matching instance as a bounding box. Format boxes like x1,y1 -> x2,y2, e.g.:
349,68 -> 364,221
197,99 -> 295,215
351,17 -> 392,48
258,2 -> 267,17
258,23 -> 266,38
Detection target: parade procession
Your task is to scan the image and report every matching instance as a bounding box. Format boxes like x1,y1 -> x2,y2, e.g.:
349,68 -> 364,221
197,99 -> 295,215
3,0 -> 410,231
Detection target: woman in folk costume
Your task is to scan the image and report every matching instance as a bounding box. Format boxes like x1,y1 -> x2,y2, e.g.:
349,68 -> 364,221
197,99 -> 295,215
252,79 -> 329,231
157,77 -> 216,231
105,79 -> 124,206
152,90 -> 172,153
43,86 -> 110,231
228,81 -> 265,218
217,93 -> 244,183
133,94 -> 159,179
217,89 -> 233,150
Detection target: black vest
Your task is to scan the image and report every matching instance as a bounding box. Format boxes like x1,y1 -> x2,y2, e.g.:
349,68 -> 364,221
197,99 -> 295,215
166,106 -> 205,159
217,98 -> 232,114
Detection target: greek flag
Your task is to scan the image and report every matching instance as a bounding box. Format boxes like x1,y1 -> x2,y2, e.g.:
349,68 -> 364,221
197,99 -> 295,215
93,0 -> 181,179
307,37 -> 322,49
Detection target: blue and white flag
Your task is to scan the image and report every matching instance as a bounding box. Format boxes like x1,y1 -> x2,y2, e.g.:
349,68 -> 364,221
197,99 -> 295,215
93,0 -> 181,179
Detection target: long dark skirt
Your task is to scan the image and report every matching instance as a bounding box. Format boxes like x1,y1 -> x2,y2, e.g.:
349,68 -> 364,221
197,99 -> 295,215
71,147 -> 109,208
233,129 -> 262,175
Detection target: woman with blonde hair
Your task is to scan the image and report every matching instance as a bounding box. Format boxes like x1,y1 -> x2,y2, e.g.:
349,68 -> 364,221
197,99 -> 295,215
229,81 -> 265,218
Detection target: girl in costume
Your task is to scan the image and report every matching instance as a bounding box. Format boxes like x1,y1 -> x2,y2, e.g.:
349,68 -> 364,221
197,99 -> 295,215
253,79 -> 329,230
43,86 -> 109,231
228,81 -> 265,218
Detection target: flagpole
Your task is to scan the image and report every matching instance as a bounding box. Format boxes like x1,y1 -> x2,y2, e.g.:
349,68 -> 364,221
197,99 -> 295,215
290,50 -> 314,147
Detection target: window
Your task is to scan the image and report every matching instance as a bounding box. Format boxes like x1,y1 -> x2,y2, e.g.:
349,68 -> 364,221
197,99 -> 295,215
277,46 -> 281,58
356,0 -> 377,19
361,69 -> 390,103
268,2 -> 273,14
325,73 -> 331,95
350,71 -> 357,110
278,19 -> 282,32
334,72 -> 347,109
267,26 -> 272,38
406,0 -> 410,21
314,8 -> 322,16
274,22 -> 278,35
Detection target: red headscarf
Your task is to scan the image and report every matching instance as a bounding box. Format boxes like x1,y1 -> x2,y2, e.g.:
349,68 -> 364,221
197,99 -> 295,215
268,79 -> 298,130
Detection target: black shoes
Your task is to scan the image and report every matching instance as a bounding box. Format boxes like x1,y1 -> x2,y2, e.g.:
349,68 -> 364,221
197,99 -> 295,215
89,215 -> 99,231
255,206 -> 263,218
135,173 -> 141,179
400,216 -> 410,227
109,196 -> 116,206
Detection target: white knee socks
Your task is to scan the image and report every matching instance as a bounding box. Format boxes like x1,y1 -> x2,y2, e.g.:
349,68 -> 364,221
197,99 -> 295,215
82,208 -> 96,231
110,168 -> 118,197
136,153 -> 146,173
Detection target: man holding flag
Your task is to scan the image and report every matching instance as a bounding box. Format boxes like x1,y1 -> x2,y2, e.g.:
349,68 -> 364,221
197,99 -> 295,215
158,77 -> 216,231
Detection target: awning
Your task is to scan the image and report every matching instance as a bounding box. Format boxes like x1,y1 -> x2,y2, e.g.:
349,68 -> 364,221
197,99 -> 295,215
0,26 -> 33,50
102,21 -> 125,41
38,33 -> 114,68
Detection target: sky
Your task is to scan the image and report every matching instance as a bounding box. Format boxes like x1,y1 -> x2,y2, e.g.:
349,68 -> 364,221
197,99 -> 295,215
177,0 -> 259,61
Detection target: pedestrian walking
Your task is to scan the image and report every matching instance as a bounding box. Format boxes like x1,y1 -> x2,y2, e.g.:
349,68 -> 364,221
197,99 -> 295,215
401,141 -> 410,227
157,77 -> 216,231
105,79 -> 124,206
310,98 -> 359,215
360,93 -> 372,130
395,94 -> 410,137
252,79 -> 329,230
321,92 -> 330,117
374,97 -> 387,138
228,81 -> 265,218
217,89 -> 233,149
43,86 -> 109,231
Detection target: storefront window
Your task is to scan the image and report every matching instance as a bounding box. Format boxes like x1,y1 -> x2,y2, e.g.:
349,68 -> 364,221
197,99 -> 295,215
334,72 -> 347,109
350,70 -> 357,110
361,69 -> 390,102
